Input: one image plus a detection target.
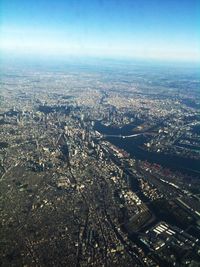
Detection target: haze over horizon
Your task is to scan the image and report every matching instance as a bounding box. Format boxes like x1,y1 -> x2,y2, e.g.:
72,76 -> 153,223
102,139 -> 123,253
0,0 -> 200,62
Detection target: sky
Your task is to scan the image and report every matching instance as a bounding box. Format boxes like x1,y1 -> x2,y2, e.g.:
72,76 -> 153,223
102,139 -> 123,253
0,0 -> 200,62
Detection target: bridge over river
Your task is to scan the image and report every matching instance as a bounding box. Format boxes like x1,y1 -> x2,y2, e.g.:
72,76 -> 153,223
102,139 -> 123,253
103,133 -> 144,139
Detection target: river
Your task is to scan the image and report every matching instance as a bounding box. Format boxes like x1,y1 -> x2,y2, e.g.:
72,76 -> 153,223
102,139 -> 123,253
95,121 -> 200,177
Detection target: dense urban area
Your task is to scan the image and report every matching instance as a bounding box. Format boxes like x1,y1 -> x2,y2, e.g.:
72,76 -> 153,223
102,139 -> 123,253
0,62 -> 200,267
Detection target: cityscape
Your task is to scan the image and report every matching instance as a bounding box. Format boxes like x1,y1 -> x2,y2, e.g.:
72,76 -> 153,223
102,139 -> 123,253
0,62 -> 200,266
0,0 -> 200,266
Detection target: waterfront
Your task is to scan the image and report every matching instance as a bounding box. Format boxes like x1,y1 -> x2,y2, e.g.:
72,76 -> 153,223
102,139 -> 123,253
95,121 -> 200,177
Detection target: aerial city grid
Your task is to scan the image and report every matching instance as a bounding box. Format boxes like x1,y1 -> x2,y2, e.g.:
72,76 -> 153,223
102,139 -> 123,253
0,0 -> 200,267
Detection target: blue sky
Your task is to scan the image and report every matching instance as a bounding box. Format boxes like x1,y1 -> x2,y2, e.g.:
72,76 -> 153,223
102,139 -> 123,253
0,0 -> 200,61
